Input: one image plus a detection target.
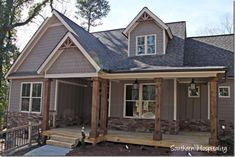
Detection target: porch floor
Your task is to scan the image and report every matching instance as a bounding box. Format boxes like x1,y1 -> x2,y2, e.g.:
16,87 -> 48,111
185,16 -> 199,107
43,127 -> 210,148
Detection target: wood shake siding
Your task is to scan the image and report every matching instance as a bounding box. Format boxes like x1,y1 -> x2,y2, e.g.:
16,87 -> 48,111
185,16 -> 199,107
47,48 -> 96,74
109,79 -> 174,120
18,25 -> 67,72
129,20 -> 164,56
218,79 -> 234,121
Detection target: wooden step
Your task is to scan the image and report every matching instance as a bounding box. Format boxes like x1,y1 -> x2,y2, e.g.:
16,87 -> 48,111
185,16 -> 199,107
47,139 -> 76,149
50,135 -> 79,144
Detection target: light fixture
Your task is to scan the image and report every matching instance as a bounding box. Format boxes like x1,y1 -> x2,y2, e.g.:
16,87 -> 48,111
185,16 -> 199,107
190,79 -> 196,90
133,79 -> 139,90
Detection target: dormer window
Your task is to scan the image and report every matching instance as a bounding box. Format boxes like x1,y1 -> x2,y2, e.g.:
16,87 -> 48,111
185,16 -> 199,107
136,34 -> 156,55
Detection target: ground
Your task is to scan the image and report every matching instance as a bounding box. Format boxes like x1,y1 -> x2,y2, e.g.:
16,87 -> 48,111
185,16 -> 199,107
66,142 -> 213,156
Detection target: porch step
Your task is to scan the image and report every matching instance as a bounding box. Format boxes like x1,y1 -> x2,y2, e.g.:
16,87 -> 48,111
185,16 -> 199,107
47,135 -> 79,149
50,135 -> 79,143
47,139 -> 75,149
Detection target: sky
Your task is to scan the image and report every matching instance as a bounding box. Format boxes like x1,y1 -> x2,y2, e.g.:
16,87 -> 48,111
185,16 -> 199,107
16,0 -> 233,50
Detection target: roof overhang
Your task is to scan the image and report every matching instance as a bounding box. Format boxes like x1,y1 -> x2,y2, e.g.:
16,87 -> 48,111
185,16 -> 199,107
123,7 -> 173,39
99,67 -> 226,80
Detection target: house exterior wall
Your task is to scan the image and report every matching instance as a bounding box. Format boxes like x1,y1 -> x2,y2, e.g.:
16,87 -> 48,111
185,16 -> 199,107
177,83 -> 208,120
129,20 -> 164,56
47,48 -> 96,74
108,79 -> 175,133
218,79 -> 234,121
17,25 -> 67,72
8,78 -> 45,127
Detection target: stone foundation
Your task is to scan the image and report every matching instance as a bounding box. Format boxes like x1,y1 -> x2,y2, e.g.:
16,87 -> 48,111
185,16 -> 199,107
179,119 -> 210,132
7,112 -> 43,128
108,117 -> 179,134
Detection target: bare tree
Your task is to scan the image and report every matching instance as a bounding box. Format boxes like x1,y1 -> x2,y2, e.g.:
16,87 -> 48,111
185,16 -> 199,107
197,15 -> 233,35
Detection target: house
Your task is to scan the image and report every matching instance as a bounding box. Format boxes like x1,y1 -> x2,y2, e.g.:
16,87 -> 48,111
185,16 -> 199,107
6,7 -> 234,147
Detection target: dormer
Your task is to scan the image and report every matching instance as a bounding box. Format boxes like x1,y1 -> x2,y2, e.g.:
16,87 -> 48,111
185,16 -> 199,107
123,7 -> 173,57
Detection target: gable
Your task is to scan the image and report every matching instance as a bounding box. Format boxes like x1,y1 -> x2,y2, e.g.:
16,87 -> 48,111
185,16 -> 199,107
129,20 -> 166,56
17,25 -> 67,72
47,47 -> 96,74
123,7 -> 172,39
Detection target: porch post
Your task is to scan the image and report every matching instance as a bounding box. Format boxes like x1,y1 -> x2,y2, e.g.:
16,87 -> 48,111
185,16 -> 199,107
90,77 -> 99,138
42,78 -> 51,131
153,78 -> 162,140
209,77 -> 218,146
100,79 -> 108,135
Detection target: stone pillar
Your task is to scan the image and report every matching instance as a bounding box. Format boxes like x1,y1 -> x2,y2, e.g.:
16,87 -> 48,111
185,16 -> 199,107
209,77 -> 218,146
42,79 -> 51,131
153,78 -> 162,140
100,79 -> 108,135
89,77 -> 99,138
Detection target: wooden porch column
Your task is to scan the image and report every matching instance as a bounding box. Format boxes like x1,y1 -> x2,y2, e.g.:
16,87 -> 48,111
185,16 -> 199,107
42,79 -> 51,131
90,77 -> 99,138
153,78 -> 162,140
209,77 -> 218,146
100,79 -> 108,135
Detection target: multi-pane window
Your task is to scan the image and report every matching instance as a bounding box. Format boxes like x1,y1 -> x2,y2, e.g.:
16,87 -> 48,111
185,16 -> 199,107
21,82 -> 42,113
124,84 -> 156,119
218,86 -> 230,98
136,35 -> 156,55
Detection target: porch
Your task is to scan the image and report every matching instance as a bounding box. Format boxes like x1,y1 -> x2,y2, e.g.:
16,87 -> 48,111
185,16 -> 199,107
43,127 -> 210,148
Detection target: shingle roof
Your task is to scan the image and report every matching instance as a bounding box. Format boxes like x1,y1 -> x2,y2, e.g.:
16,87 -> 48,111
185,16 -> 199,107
55,10 -> 124,71
93,21 -> 186,72
46,11 -> 234,75
184,34 -> 234,76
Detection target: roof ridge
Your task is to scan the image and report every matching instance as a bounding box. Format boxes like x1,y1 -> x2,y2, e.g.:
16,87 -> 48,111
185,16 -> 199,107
187,33 -> 234,39
91,28 -> 125,34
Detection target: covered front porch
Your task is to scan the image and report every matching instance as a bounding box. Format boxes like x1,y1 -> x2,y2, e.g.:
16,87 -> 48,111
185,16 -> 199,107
43,127 -> 210,147
42,68 -> 225,147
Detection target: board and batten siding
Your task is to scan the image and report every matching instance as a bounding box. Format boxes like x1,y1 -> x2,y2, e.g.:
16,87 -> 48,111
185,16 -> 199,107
218,79 -> 234,121
47,48 -> 96,74
177,83 -> 208,120
129,20 -> 164,56
109,79 -> 174,120
17,25 -> 67,72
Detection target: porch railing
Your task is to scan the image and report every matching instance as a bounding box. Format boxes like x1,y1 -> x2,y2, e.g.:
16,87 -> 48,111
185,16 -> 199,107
0,122 -> 42,155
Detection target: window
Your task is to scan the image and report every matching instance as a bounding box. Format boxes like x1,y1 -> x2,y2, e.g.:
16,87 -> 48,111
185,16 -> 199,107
124,84 -> 156,119
21,82 -> 42,113
218,86 -> 230,98
188,86 -> 200,98
136,35 -> 156,55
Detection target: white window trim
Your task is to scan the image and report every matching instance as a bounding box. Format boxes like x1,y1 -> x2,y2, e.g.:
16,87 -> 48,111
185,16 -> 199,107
20,82 -> 43,114
123,83 -> 156,119
188,86 -> 200,98
218,86 -> 230,98
136,34 -> 156,56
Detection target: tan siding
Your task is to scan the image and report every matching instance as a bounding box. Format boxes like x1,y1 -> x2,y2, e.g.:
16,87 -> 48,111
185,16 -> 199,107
109,79 -> 174,120
161,80 -> 174,120
47,48 -> 96,74
110,81 -> 124,117
177,83 -> 208,120
9,79 -> 44,113
17,25 -> 67,72
49,79 -> 56,110
129,21 -> 164,56
218,79 -> 234,121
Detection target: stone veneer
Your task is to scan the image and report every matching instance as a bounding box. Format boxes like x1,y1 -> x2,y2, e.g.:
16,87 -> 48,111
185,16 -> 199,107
179,119 -> 210,132
108,117 -> 179,134
7,112 -> 42,128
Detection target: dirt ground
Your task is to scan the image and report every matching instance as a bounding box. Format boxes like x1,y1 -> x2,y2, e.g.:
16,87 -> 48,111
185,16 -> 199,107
66,142 -> 214,156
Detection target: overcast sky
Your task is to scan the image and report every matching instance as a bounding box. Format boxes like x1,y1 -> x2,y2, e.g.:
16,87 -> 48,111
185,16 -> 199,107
16,0 -> 233,50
